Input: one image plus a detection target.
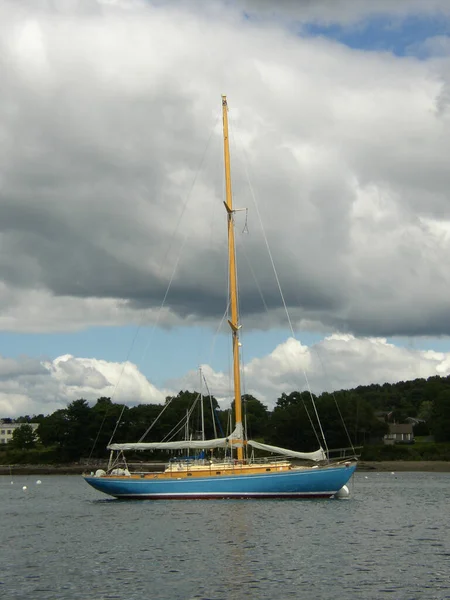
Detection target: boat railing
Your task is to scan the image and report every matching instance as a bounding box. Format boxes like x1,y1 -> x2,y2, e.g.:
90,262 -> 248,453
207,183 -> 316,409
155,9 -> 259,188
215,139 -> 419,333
247,455 -> 290,465
327,446 -> 362,460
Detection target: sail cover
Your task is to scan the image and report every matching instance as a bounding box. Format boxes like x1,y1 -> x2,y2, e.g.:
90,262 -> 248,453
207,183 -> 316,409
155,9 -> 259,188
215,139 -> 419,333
247,440 -> 326,462
108,424 -> 325,461
107,425 -> 244,451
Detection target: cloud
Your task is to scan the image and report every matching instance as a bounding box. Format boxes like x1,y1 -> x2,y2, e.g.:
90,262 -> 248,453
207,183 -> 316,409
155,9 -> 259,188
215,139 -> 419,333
239,0 -> 450,21
0,353 -> 164,417
148,0 -> 450,25
0,0 -> 450,340
2,333 -> 450,417
170,334 -> 450,407
0,284 -> 188,333
407,35 -> 450,59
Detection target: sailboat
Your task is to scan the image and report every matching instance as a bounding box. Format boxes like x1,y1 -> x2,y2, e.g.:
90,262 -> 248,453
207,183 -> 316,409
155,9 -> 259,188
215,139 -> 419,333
84,96 -> 357,500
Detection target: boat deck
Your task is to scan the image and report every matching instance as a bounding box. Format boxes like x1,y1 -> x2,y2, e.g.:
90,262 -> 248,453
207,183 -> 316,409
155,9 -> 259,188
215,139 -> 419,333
105,461 -> 321,480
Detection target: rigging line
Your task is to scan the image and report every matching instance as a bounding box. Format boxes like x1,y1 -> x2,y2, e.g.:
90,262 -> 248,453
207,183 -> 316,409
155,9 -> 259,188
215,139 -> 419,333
107,248 -> 183,444
242,208 -> 249,234
232,122 -> 328,451
88,410 -> 111,462
313,346 -> 356,455
196,132 -> 224,372
139,112 -> 222,368
202,372 -> 217,439
333,393 -> 356,456
239,335 -> 248,403
161,396 -> 200,444
162,419 -> 189,444
231,209 -> 246,416
169,393 -> 201,442
310,390 -> 329,457
236,234 -> 270,313
240,345 -> 246,398
199,367 -> 205,441
137,397 -> 173,443
208,300 -> 230,370
302,399 -> 322,451
211,400 -> 218,440
108,112 -> 220,446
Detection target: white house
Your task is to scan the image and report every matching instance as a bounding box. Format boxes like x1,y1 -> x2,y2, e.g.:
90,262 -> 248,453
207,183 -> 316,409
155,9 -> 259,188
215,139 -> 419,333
383,423 -> 414,445
0,421 -> 39,445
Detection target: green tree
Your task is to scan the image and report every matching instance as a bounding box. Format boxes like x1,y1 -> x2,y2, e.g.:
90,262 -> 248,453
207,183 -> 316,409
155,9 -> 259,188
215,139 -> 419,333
240,394 -> 270,439
418,401 -> 432,422
269,391 -> 319,451
430,391 -> 450,442
324,391 -> 388,447
65,399 -> 92,459
38,400 -> 93,460
38,409 -> 69,449
89,397 -> 129,456
9,424 -> 38,449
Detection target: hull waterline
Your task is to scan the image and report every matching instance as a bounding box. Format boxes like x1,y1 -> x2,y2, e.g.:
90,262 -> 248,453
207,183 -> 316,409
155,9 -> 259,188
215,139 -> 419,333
84,463 -> 356,500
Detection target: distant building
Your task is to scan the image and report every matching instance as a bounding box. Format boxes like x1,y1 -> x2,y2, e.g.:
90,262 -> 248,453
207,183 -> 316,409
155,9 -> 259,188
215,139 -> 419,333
0,421 -> 39,445
384,423 -> 414,445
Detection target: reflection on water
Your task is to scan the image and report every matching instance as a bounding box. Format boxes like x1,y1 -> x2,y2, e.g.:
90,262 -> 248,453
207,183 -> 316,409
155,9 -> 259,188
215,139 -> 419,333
0,472 -> 449,599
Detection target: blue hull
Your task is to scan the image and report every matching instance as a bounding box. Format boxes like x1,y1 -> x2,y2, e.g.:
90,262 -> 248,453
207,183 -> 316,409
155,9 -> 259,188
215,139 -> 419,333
84,463 -> 356,499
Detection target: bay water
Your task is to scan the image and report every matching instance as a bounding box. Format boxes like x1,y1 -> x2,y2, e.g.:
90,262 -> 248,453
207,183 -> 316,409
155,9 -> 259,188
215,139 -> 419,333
1,471 -> 449,599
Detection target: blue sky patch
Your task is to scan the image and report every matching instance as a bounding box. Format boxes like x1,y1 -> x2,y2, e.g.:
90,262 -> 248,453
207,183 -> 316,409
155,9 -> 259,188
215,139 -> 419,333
302,14 -> 450,58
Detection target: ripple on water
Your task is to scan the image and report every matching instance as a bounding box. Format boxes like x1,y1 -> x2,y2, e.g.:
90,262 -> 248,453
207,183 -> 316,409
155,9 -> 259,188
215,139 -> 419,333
0,472 -> 450,600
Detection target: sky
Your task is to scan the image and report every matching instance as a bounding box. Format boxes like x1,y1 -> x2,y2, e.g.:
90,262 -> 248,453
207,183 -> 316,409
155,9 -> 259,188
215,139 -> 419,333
1,0 -> 450,417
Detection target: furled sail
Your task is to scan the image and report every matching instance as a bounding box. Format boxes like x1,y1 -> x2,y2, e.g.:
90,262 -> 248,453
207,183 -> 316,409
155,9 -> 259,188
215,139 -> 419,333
107,425 -> 244,451
247,440 -> 326,462
108,424 -> 325,461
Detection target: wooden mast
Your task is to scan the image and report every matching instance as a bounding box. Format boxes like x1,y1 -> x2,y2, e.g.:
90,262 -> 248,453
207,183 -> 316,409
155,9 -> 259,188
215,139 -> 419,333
222,95 -> 244,462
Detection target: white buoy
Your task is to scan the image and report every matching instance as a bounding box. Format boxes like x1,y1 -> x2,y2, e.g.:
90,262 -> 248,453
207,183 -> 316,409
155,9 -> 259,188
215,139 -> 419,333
36,480 -> 42,485
364,476 -> 368,479
22,486 -> 27,490
335,485 -> 350,499
391,472 -> 395,475
10,481 -> 14,485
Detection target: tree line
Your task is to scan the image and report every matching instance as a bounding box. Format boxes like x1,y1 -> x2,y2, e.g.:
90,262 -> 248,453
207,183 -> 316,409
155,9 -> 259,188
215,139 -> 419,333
3,374 -> 450,462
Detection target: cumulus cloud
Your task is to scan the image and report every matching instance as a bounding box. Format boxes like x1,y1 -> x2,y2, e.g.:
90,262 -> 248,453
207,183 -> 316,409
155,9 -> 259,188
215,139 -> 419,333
167,335 -> 450,408
0,0 -> 450,341
2,334 -> 450,417
0,353 -> 164,417
408,35 -> 450,59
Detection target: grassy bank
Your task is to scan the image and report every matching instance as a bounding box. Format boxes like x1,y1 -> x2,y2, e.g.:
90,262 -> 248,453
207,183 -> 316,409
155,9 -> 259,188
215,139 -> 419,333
360,442 -> 450,462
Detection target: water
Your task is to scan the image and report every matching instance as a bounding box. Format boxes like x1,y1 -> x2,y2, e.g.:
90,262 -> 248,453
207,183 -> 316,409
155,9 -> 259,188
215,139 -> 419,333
1,471 -> 449,600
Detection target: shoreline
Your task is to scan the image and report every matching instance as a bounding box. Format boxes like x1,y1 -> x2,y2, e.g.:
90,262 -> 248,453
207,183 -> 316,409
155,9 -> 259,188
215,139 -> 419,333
0,460 -> 449,475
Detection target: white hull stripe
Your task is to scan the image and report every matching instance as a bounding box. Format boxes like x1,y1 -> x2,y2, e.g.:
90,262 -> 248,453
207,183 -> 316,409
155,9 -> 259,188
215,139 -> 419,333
112,491 -> 336,497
